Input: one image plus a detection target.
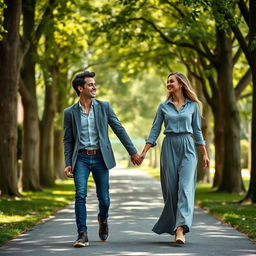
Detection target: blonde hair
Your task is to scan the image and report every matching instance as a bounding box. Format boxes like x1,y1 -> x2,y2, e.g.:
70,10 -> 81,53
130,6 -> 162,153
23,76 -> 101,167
167,72 -> 203,115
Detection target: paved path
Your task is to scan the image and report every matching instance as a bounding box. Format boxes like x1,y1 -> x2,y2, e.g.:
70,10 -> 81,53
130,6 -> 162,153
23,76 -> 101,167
0,168 -> 255,256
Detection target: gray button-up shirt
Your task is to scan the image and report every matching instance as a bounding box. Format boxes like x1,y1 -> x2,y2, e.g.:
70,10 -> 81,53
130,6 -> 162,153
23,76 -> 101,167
78,101 -> 99,150
146,98 -> 206,147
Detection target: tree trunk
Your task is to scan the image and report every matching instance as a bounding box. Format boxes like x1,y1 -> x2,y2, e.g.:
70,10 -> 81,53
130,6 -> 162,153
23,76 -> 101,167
217,29 -> 245,193
211,104 -> 224,187
54,129 -> 65,179
20,0 -> 41,191
247,123 -> 251,171
54,68 -> 68,180
39,67 -> 56,187
0,0 -> 21,197
197,104 -> 211,183
240,0 -> 256,202
190,74 -> 211,183
21,93 -> 41,190
241,70 -> 256,203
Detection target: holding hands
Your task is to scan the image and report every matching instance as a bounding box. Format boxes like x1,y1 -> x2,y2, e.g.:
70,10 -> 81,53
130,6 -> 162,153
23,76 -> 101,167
132,143 -> 210,170
130,143 -> 152,166
130,153 -> 143,166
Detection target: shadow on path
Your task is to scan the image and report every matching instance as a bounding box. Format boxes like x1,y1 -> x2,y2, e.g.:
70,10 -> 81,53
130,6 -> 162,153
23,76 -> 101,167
0,168 -> 255,256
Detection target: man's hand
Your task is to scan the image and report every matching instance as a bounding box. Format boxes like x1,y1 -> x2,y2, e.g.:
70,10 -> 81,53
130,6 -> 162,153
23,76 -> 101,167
64,165 -> 73,178
130,153 -> 143,166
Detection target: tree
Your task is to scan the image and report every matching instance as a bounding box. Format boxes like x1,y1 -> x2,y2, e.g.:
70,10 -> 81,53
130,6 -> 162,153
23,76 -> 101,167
20,0 -> 49,190
38,0 -> 90,185
39,10 -> 57,187
185,0 -> 255,199
0,0 -> 22,196
223,0 -> 256,202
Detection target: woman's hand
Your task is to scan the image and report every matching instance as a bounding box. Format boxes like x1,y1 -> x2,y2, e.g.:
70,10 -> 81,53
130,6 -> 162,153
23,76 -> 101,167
140,151 -> 147,162
197,145 -> 210,169
203,154 -> 210,169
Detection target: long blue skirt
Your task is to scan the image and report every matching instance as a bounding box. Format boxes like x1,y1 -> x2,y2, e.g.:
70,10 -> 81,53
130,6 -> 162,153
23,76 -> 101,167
152,133 -> 197,235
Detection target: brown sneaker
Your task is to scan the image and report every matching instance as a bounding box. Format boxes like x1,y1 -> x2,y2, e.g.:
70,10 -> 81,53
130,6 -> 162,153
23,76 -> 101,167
73,231 -> 89,247
98,217 -> 109,242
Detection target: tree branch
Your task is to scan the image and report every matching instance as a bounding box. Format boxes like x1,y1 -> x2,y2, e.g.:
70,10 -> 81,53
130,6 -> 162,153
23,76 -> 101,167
200,41 -> 216,64
225,13 -> 250,62
188,64 -> 212,102
127,17 -> 214,62
235,69 -> 252,98
179,52 -> 213,107
165,0 -> 186,18
19,77 -> 31,104
239,92 -> 252,99
232,46 -> 243,66
165,2 -> 215,64
35,0 -> 56,42
18,35 -> 30,70
198,54 -> 219,101
238,0 -> 249,26
196,64 -> 215,107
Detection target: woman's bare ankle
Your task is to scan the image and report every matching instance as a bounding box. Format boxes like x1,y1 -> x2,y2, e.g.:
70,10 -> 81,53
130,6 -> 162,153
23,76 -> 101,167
176,226 -> 184,233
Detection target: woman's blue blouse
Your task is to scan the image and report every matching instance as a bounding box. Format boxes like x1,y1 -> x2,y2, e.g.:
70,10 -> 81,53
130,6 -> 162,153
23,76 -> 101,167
146,98 -> 206,147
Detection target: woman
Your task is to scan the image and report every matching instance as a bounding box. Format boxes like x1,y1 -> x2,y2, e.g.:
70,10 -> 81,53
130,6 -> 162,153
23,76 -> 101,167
140,72 -> 210,244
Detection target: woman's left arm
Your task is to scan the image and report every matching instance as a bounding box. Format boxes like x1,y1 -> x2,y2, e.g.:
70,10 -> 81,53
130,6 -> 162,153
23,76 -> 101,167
192,103 -> 210,169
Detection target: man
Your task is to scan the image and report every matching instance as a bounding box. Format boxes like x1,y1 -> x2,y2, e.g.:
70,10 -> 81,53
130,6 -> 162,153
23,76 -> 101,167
63,71 -> 141,247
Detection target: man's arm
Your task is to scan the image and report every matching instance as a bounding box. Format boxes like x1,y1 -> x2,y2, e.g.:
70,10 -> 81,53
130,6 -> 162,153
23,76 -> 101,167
63,109 -> 75,176
107,102 -> 142,165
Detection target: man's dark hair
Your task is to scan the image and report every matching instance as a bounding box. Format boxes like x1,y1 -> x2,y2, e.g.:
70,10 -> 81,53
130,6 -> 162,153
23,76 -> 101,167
72,71 -> 95,96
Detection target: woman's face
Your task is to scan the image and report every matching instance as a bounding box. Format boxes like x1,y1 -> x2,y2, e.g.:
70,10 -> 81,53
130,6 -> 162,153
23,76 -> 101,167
167,75 -> 182,94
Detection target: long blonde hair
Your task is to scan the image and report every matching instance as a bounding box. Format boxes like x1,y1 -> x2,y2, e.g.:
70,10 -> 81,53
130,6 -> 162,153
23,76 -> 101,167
167,72 -> 203,115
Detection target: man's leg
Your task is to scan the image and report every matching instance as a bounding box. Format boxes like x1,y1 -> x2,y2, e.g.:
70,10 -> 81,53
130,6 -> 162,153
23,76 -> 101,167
92,153 -> 110,241
73,153 -> 90,246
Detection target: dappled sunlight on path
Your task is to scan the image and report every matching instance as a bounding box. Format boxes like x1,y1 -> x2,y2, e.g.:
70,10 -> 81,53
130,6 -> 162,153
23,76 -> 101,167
0,168 -> 255,256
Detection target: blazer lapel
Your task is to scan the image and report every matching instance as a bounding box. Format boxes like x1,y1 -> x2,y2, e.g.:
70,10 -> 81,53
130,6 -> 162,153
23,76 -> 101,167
73,102 -> 81,139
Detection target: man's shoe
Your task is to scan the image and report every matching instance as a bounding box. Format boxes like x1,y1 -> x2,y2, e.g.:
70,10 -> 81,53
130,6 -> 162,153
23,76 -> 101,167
98,217 -> 109,242
73,231 -> 89,247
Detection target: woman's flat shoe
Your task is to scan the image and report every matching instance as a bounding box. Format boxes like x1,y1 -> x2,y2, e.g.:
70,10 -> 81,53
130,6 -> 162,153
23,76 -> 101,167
175,234 -> 185,244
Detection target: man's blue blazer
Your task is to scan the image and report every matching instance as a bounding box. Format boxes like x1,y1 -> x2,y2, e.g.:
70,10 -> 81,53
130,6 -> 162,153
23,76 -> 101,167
63,99 -> 137,170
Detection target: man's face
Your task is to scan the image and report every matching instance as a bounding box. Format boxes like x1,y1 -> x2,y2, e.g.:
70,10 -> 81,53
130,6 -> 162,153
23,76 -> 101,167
79,77 -> 96,98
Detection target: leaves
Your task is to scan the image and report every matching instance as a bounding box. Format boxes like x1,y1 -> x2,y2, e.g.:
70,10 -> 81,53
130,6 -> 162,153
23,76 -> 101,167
0,0 -> 7,40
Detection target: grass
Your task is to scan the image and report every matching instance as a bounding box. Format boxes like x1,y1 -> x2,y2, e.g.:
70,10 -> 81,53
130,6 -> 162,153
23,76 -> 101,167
141,167 -> 256,241
195,183 -> 256,241
0,177 -> 94,247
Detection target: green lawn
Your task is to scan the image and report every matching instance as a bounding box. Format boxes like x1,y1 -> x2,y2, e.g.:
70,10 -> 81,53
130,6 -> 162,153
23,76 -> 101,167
0,178 -> 94,246
195,183 -> 256,241
141,167 -> 256,241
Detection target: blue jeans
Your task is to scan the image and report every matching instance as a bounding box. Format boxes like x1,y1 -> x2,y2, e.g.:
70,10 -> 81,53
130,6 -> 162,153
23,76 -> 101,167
73,152 -> 110,233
